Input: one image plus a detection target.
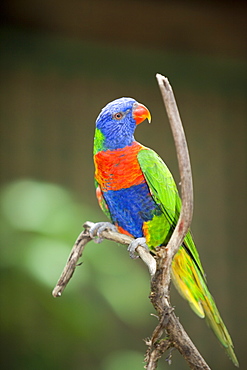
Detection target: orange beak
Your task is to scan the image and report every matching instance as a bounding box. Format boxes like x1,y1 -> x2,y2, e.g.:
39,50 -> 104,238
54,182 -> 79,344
133,103 -> 151,125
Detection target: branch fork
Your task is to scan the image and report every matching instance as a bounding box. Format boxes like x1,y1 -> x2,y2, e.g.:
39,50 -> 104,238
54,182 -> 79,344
52,74 -> 211,369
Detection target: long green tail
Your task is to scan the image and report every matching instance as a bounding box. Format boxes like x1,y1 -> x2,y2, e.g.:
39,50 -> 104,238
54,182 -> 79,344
171,246 -> 239,367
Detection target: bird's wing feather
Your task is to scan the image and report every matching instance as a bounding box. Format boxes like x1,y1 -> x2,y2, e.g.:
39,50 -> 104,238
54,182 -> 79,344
137,148 -> 205,276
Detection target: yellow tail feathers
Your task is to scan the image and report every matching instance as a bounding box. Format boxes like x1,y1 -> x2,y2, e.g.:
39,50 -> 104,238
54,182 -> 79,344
171,247 -> 239,367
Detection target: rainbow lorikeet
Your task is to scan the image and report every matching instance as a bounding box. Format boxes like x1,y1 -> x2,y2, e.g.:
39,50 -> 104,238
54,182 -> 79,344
92,97 -> 238,366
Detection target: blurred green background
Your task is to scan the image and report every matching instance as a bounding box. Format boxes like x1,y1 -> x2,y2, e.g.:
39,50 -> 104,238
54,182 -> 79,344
0,1 -> 246,369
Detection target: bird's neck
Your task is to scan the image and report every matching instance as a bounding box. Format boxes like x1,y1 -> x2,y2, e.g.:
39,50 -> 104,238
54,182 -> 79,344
93,128 -> 135,154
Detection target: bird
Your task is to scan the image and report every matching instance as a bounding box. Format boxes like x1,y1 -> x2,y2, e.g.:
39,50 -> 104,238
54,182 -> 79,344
92,97 -> 238,366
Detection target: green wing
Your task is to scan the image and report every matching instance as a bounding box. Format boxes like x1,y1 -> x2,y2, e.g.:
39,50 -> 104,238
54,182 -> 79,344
137,148 -> 205,277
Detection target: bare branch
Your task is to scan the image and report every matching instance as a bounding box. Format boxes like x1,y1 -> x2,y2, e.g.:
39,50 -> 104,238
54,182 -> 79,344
52,229 -> 91,297
52,222 -> 156,297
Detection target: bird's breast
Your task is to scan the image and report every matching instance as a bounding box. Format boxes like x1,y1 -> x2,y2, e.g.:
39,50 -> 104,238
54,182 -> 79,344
94,141 -> 145,191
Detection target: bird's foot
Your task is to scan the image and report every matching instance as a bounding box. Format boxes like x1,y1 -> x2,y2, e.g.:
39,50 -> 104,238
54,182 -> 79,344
89,222 -> 117,243
127,237 -> 149,259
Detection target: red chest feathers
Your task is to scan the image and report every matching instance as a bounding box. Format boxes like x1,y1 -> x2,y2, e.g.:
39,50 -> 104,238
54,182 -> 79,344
94,142 -> 145,191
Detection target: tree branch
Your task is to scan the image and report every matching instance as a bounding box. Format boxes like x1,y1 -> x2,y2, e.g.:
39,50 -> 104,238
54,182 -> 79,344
52,74 -> 211,369
52,222 -> 156,298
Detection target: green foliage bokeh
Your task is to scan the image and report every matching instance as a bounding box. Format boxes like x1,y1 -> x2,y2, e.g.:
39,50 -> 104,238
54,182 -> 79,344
0,179 -> 166,370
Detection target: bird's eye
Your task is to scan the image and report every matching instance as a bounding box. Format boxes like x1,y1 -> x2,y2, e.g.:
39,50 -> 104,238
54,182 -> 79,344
113,112 -> 124,120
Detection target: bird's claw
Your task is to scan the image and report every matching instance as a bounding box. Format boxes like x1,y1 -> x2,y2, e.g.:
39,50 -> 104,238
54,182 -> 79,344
90,222 -> 117,243
127,237 -> 149,259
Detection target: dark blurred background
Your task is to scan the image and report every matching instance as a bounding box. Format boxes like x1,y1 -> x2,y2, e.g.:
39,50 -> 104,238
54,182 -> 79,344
0,1 -> 246,369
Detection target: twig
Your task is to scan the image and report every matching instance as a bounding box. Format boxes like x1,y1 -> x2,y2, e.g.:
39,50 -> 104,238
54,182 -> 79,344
52,229 -> 91,297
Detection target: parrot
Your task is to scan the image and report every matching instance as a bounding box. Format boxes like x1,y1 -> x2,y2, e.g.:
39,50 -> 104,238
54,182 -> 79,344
92,97 -> 238,367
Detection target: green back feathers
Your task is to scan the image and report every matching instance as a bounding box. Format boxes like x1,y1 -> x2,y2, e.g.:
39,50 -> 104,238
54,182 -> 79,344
138,148 -> 204,276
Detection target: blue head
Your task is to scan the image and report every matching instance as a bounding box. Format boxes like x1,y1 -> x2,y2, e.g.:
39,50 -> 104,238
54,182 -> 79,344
94,97 -> 151,151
